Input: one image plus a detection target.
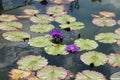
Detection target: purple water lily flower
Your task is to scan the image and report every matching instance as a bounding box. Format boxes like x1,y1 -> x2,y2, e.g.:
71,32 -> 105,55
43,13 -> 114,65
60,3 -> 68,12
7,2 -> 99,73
65,44 -> 79,53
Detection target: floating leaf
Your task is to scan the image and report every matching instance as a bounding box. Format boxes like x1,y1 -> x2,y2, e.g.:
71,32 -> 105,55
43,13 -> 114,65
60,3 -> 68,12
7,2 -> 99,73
37,66 -> 68,80
117,20 -> 120,26
2,31 -> 30,41
30,14 -> 54,24
92,17 -> 116,27
115,28 -> 120,35
45,44 -> 68,55
99,11 -> 116,18
23,9 -> 39,15
74,38 -> 98,51
49,0 -> 74,4
27,76 -> 41,80
46,5 -> 67,16
17,55 -> 48,71
110,72 -> 120,80
75,70 -> 106,80
80,51 -> 107,66
28,35 -> 52,47
59,22 -> 84,30
55,14 -> 76,24
95,33 -> 120,43
30,24 -> 55,33
0,14 -> 18,21
9,69 -> 31,80
108,53 -> 120,67
0,21 -> 22,31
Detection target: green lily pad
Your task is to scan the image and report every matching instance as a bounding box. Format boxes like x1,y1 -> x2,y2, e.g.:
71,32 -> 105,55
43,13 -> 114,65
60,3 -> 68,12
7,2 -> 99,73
2,31 -> 30,41
55,14 -> 76,24
0,14 -> 18,21
17,55 -> 48,71
108,53 -> 120,67
74,38 -> 98,51
80,51 -> 107,66
45,44 -> 69,55
0,21 -> 22,31
95,33 -> 120,43
30,24 -> 55,33
28,35 -> 52,47
37,66 -> 68,80
92,17 -> 116,27
59,22 -> 84,30
75,70 -> 106,80
30,14 -> 54,24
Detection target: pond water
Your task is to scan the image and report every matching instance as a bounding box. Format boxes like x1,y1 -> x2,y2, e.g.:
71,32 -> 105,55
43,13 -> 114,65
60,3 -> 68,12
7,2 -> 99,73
0,0 -> 120,80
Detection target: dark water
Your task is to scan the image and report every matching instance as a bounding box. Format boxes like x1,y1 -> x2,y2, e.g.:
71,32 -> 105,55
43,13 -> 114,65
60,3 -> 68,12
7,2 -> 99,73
0,0 -> 120,80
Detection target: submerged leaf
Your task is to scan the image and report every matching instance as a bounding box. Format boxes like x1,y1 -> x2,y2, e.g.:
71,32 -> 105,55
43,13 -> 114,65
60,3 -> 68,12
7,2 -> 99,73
17,55 -> 48,71
110,72 -> 120,80
9,69 -> 31,80
92,17 -> 116,27
80,51 -> 107,66
55,14 -> 76,24
0,14 -> 18,21
28,35 -> 52,47
59,22 -> 84,30
95,33 -> 120,43
49,0 -> 74,4
108,53 -> 120,67
37,66 -> 68,80
23,9 -> 39,15
99,11 -> 116,18
0,21 -> 22,31
75,70 -> 106,80
2,31 -> 30,41
30,14 -> 54,24
30,24 -> 55,33
74,38 -> 98,51
45,44 -> 68,55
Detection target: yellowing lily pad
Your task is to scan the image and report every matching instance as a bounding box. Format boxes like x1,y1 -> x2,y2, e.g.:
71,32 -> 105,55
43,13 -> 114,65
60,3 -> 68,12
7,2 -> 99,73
23,9 -> 39,15
50,0 -> 74,4
45,44 -> 69,55
0,21 -> 22,31
74,38 -> 98,51
30,24 -> 55,33
92,17 -> 116,27
55,14 -> 76,24
37,66 -> 68,80
0,14 -> 18,21
80,51 -> 107,66
108,53 -> 120,67
17,55 -> 48,71
2,31 -> 30,41
30,14 -> 54,24
75,70 -> 106,80
95,33 -> 120,43
99,11 -> 116,18
59,22 -> 84,30
28,35 -> 52,47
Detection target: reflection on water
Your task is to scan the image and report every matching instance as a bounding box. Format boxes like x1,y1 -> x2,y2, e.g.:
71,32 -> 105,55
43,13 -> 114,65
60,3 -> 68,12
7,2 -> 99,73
0,0 -> 120,80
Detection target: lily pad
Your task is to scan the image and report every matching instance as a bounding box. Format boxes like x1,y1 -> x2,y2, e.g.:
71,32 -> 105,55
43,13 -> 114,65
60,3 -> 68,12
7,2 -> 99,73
46,5 -> 67,16
59,22 -> 84,30
30,24 -> 55,33
2,31 -> 30,41
108,53 -> 120,67
27,76 -> 41,80
9,69 -> 31,80
37,66 -> 68,80
0,14 -> 18,21
75,70 -> 106,80
92,17 -> 116,27
110,72 -> 120,80
95,33 -> 120,43
55,14 -> 76,24
0,21 -> 22,31
99,11 -> 116,18
30,14 -> 54,24
49,0 -> 74,4
23,9 -> 39,15
80,51 -> 107,66
17,55 -> 48,71
28,35 -> 53,47
45,44 -> 69,55
115,28 -> 120,35
117,20 -> 120,26
74,38 -> 98,51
